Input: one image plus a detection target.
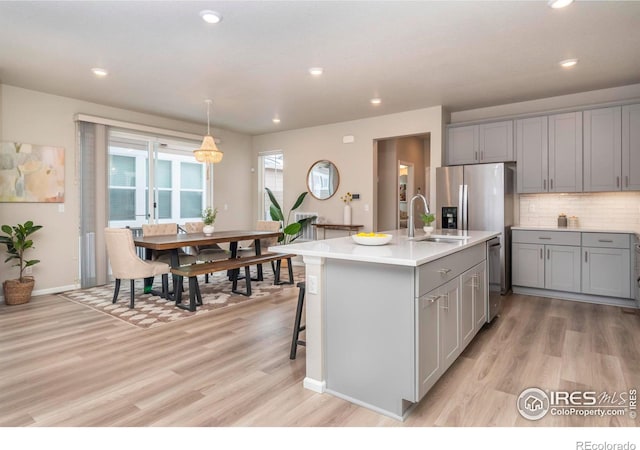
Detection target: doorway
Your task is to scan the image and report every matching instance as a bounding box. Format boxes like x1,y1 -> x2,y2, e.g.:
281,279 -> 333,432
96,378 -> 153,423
375,133 -> 430,232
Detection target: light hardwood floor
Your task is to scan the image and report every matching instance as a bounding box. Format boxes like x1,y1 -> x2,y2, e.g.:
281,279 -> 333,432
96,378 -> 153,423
1,286 -> 639,427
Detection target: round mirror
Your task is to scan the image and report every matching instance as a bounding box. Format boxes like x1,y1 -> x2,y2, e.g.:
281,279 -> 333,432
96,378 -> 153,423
306,160 -> 340,200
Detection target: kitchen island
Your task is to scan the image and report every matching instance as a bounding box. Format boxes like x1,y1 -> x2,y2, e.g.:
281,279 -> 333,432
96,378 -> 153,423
270,229 -> 500,420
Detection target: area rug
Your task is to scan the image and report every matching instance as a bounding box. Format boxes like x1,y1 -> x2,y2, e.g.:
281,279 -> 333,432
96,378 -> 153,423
58,266 -> 303,329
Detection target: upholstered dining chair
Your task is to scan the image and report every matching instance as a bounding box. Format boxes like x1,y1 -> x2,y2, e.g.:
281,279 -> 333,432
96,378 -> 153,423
141,223 -> 197,266
184,221 -> 228,262
104,228 -> 170,308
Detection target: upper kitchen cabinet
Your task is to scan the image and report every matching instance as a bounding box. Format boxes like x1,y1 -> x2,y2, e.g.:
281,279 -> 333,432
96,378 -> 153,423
548,112 -> 582,193
516,116 -> 548,193
622,103 -> 640,191
516,112 -> 582,193
446,121 -> 513,166
584,106 -> 622,192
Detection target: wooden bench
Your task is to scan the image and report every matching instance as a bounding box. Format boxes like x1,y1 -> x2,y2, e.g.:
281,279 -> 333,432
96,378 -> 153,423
170,252 -> 296,311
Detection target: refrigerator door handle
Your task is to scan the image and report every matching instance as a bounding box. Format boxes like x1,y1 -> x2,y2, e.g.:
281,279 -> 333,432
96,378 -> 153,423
458,184 -> 464,230
462,184 -> 469,230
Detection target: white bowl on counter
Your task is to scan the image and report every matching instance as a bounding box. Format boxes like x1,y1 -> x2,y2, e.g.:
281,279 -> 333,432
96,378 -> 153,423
351,233 -> 393,246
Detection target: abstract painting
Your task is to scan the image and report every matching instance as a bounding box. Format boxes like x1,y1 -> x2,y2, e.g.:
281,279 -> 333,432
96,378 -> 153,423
0,142 -> 65,202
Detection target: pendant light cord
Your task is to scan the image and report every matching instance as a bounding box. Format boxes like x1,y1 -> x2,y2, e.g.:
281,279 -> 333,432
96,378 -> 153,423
206,99 -> 212,136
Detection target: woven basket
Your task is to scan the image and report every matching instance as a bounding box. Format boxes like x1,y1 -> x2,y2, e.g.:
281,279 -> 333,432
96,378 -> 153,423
3,277 -> 35,305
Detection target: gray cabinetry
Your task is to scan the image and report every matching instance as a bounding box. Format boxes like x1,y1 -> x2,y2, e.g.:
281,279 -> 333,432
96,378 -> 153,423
516,112 -> 582,193
582,233 -> 631,298
447,121 -> 513,165
416,289 -> 440,400
461,261 -> 486,348
622,104 -> 640,190
584,106 -> 622,192
512,230 -> 581,293
548,112 -> 583,193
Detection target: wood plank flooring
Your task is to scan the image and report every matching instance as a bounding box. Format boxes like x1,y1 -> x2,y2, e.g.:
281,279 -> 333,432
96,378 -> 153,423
1,287 -> 639,427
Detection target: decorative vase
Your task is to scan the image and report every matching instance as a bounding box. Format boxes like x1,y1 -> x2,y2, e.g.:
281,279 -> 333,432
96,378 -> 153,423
343,204 -> 352,225
423,226 -> 434,236
202,224 -> 215,235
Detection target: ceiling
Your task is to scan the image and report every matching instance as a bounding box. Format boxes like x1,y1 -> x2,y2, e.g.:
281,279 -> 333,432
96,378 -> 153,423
0,1 -> 639,135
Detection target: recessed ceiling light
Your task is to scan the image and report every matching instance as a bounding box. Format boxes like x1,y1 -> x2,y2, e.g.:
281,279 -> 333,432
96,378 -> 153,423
370,98 -> 382,105
309,67 -> 324,76
272,118 -> 281,124
559,58 -> 578,68
91,67 -> 108,77
200,10 -> 222,24
548,0 -> 574,8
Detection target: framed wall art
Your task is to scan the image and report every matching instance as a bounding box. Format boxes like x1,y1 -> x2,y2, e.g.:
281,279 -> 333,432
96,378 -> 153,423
0,142 -> 65,203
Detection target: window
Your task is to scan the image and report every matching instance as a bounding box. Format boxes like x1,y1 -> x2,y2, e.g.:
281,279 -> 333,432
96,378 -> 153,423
107,131 -> 208,228
258,151 -> 283,221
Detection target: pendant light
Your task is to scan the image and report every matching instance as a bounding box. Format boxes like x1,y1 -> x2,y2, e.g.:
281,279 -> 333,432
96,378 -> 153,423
194,99 -> 223,164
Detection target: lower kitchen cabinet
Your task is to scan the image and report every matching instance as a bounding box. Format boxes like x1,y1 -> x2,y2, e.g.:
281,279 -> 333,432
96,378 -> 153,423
544,245 -> 581,293
512,243 -> 545,288
461,261 -> 486,348
582,247 -> 631,298
416,277 -> 461,400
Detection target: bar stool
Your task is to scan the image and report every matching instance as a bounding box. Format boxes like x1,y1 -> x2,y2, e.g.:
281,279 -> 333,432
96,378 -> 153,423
290,281 -> 306,360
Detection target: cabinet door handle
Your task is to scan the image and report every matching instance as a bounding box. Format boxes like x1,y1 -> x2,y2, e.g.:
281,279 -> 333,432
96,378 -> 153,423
540,248 -> 543,259
547,248 -> 550,260
475,151 -> 478,161
437,268 -> 452,275
538,237 -> 551,240
470,274 -> 479,289
543,179 -> 547,190
550,179 -> 553,190
480,151 -> 484,160
422,295 -> 440,308
617,176 -> 620,188
585,251 -> 588,263
440,293 -> 450,311
598,239 -> 613,243
625,176 -> 629,188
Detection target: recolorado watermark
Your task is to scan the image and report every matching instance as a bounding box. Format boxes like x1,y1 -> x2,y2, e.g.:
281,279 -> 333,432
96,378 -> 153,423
576,442 -> 636,450
517,387 -> 637,421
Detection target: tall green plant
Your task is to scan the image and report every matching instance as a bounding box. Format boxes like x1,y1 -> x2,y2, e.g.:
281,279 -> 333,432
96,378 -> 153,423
0,221 -> 43,283
265,187 -> 316,244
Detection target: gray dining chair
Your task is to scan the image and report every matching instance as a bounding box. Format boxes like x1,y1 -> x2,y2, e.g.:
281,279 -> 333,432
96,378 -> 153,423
104,228 -> 170,308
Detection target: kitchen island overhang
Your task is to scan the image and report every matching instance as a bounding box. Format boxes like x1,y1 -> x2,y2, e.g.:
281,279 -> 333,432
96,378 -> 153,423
270,229 -> 500,420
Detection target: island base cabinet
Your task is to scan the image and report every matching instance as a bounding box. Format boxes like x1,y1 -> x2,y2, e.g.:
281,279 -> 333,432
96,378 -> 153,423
461,261 -> 487,349
582,247 -> 630,298
416,277 -> 461,401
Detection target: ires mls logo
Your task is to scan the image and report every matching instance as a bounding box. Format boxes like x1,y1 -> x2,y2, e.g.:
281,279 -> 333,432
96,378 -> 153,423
517,387 -> 638,420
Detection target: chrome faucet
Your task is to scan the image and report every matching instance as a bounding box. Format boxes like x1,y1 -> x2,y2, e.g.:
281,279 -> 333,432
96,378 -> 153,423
408,193 -> 430,238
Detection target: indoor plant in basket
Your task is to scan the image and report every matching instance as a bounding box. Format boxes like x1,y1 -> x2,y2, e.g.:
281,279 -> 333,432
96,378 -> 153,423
0,220 -> 43,305
265,187 -> 316,245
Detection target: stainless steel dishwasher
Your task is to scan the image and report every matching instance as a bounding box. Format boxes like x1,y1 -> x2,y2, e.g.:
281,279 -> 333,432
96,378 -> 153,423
487,237 -> 502,322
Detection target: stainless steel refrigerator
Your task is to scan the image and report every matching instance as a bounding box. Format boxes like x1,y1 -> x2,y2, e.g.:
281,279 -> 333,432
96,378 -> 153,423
435,162 -> 516,320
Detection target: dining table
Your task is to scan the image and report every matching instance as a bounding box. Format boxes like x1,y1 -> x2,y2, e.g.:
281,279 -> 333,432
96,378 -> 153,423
133,229 -> 282,299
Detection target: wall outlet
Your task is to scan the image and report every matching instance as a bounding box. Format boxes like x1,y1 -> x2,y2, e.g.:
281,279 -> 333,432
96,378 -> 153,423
308,275 -> 318,295
24,266 -> 33,275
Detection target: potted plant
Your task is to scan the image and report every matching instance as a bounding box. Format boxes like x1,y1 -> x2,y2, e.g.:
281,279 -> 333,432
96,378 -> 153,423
0,220 -> 43,305
201,207 -> 218,235
420,213 -> 436,235
265,187 -> 316,245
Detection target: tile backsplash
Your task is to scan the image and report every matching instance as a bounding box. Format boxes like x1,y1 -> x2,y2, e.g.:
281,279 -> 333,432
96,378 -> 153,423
519,192 -> 640,232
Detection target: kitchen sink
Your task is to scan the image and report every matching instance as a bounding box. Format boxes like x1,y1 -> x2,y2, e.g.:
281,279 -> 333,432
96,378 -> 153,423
420,237 -> 463,244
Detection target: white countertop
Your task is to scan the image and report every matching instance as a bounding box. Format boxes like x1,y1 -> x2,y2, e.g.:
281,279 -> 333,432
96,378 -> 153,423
269,229 -> 500,267
513,226 -> 640,236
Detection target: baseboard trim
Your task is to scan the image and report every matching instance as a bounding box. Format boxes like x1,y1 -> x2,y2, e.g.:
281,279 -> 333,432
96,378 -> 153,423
324,388 -> 407,422
0,283 -> 80,304
512,286 -> 637,308
303,377 -> 326,393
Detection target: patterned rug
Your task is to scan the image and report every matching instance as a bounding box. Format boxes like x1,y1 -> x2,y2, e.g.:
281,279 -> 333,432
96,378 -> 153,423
58,266 -> 303,329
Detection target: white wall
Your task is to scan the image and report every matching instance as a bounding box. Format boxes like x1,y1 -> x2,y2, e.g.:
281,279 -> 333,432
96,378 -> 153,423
251,106 -> 445,234
0,84 -> 252,296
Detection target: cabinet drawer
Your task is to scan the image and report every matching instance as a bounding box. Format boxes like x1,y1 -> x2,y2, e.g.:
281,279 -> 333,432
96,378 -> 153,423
582,233 -> 630,249
417,244 -> 485,297
512,230 -> 581,246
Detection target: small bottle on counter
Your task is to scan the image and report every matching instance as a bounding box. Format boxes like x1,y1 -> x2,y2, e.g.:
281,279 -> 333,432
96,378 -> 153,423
568,216 -> 579,228
557,213 -> 568,228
